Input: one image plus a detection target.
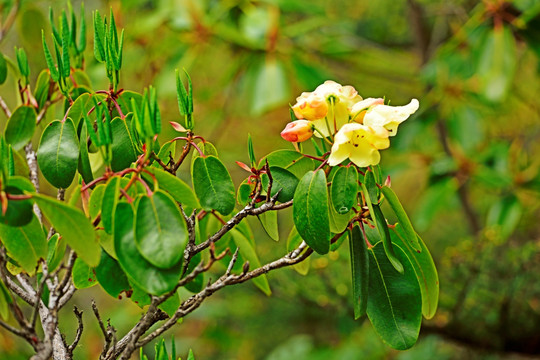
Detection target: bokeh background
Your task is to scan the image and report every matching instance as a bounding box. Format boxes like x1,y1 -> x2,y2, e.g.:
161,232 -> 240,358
1,0 -> 540,359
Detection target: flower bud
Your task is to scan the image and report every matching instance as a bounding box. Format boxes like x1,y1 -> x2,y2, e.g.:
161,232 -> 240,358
280,120 -> 314,142
292,94 -> 328,121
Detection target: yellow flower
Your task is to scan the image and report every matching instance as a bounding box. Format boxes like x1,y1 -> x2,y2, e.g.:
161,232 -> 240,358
328,123 -> 390,167
291,80 -> 362,137
351,98 -> 419,136
280,120 -> 314,142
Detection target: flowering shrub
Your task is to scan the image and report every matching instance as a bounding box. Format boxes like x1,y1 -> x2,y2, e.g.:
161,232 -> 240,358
0,5 -> 438,360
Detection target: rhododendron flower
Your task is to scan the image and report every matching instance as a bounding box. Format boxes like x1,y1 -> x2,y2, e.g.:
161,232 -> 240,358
328,123 -> 390,167
351,98 -> 419,136
292,80 -> 361,137
280,120 -> 314,142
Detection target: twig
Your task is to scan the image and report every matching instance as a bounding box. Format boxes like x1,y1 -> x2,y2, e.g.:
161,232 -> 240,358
0,95 -> 11,117
67,307 -> 83,355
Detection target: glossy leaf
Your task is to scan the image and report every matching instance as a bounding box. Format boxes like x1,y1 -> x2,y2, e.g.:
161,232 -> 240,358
293,170 -> 330,255
101,177 -> 121,234
95,250 -> 131,298
0,214 -> 46,273
37,118 -> 79,189
78,122 -> 93,185
230,229 -> 271,295
362,182 -> 403,273
390,224 -> 439,319
72,258 -> 97,289
261,166 -> 299,202
144,167 -> 200,214
331,166 -> 358,214
114,202 -> 181,295
4,106 -> 36,151
110,116 -> 139,172
192,156 -> 235,215
33,193 -> 101,267
349,225 -> 369,319
367,242 -> 422,350
135,191 -> 187,269
380,186 -> 421,252
261,150 -> 315,179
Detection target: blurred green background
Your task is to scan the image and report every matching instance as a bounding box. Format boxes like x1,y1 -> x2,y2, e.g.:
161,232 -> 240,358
1,0 -> 540,359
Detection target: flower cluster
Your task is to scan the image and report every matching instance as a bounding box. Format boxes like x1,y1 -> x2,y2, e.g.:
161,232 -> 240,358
280,81 -> 419,167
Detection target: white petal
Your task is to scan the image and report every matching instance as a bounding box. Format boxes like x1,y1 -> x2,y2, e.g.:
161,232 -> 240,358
364,99 -> 419,136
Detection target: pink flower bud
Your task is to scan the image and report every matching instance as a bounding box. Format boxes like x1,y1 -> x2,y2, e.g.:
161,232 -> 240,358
280,120 -> 313,143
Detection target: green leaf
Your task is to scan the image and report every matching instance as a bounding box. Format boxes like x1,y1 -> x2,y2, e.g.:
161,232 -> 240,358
362,182 -> 403,273
46,233 -> 66,273
349,225 -> 369,319
34,70 -> 51,108
293,170 -> 330,255
390,224 -> 439,319
183,249 -> 204,293
0,52 -> 7,85
247,133 -> 256,167
88,184 -> 105,220
367,241 -> 422,350
261,150 -> 315,179
95,250 -> 131,298
114,202 -> 181,295
261,166 -> 299,203
230,229 -> 271,295
331,166 -> 358,214
135,191 -> 187,269
110,116 -> 139,172
192,156 -> 235,215
37,118 -> 79,189
78,121 -> 94,184
61,11 -> 70,78
363,169 -> 379,205
0,281 -> 11,320
158,291 -> 180,318
72,257 -> 97,289
328,199 -> 352,234
187,349 -> 195,360
93,11 -> 106,63
257,209 -> 279,241
144,167 -> 200,214
0,214 -> 46,273
0,186 -> 33,227
236,180 -> 252,206
15,48 -> 29,79
372,204 -> 403,274
42,31 -> 59,81
101,177 -> 121,234
33,193 -> 101,267
380,186 -> 421,252
4,105 -> 36,151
